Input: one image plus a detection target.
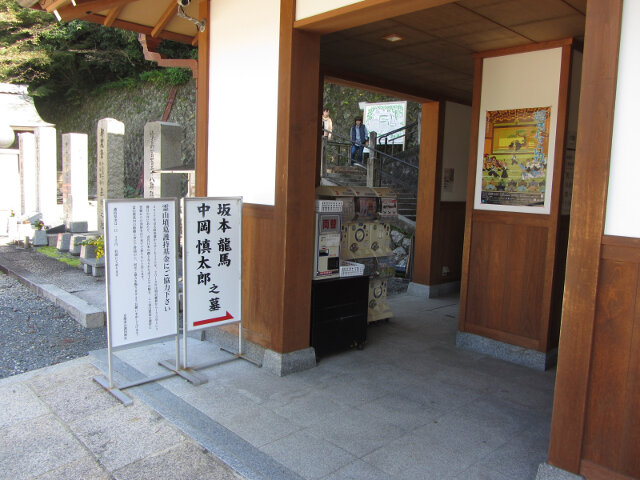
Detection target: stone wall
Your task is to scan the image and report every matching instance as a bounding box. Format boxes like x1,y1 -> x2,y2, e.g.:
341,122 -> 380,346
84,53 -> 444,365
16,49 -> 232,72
35,79 -> 196,196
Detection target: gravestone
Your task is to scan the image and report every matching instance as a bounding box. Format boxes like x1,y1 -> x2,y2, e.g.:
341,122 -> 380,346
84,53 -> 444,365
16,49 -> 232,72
96,118 -> 125,233
56,232 -> 72,252
35,127 -> 57,225
62,133 -> 89,227
143,121 -> 184,198
18,133 -> 37,216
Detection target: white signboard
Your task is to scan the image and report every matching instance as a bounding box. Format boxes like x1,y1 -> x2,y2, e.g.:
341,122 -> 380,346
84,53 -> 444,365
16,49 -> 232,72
363,101 -> 408,146
105,199 -> 179,348
183,197 -> 242,331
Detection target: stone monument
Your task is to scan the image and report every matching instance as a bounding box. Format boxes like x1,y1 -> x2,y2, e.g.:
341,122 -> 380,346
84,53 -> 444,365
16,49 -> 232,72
18,132 -> 37,216
35,126 -> 58,225
96,118 -> 125,233
62,133 -> 89,227
143,121 -> 185,198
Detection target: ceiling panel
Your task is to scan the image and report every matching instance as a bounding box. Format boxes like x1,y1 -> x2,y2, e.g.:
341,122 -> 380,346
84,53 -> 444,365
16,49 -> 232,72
320,0 -> 586,103
459,0 -> 580,27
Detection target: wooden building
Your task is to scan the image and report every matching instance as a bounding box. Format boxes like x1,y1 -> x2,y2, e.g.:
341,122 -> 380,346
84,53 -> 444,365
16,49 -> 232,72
27,1 -> 639,478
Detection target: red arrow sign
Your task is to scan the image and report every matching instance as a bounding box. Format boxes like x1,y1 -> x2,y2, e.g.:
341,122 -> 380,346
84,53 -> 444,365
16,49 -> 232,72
193,311 -> 235,327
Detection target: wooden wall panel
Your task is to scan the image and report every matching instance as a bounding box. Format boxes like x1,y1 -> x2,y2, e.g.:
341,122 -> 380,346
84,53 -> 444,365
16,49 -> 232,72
429,201 -> 465,284
580,241 -> 640,479
465,221 -> 547,347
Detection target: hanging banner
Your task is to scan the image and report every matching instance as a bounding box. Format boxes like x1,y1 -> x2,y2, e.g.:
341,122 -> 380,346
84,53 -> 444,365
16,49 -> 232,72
104,199 -> 180,348
183,197 -> 242,331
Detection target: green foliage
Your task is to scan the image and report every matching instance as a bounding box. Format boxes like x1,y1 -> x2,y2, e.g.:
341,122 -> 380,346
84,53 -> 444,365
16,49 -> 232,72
0,0 -> 196,101
36,246 -> 82,268
139,67 -> 192,86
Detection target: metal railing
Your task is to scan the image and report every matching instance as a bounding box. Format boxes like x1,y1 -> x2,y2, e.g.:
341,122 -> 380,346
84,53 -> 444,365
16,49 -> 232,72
321,127 -> 419,191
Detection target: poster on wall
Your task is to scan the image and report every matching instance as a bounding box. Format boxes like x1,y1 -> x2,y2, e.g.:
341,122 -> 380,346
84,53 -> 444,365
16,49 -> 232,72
183,197 -> 242,332
363,101 -> 407,146
476,107 -> 552,211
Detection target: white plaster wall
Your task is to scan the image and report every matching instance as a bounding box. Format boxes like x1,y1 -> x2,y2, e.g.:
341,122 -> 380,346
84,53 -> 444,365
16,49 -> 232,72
208,0 -> 280,205
604,0 -> 640,237
295,0 -> 362,21
441,101 -> 471,202
474,48 -> 562,214
0,149 -> 20,215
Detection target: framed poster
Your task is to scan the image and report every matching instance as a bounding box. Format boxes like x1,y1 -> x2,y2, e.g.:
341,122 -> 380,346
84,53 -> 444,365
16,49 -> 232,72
183,197 -> 242,331
474,107 -> 552,213
104,199 -> 180,348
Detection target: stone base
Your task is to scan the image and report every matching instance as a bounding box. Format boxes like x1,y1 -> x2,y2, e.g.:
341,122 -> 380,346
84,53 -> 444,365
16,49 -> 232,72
536,463 -> 585,480
47,234 -> 58,246
203,325 -> 316,376
456,331 -> 557,371
407,281 -> 460,299
263,348 -> 317,376
32,230 -> 48,246
67,221 -> 88,233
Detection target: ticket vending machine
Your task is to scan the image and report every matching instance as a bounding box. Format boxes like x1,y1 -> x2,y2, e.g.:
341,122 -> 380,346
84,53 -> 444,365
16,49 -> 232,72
313,202 -> 342,280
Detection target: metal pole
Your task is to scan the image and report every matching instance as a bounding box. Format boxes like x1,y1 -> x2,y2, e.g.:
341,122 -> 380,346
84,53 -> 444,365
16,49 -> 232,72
367,131 -> 377,187
181,197 -> 188,370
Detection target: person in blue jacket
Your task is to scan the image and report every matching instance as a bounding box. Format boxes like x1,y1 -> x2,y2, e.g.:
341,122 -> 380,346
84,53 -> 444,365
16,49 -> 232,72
350,116 -> 369,165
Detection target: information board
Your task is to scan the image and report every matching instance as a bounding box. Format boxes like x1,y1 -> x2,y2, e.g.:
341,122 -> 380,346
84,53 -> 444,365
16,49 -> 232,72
104,199 -> 179,348
183,197 -> 242,331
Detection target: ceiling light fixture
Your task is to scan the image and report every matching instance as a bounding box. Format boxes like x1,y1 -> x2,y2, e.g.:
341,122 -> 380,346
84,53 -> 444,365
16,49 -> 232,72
382,34 -> 403,42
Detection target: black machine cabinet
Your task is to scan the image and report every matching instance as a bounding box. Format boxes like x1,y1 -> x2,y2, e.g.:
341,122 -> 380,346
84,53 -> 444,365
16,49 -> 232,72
310,276 -> 369,357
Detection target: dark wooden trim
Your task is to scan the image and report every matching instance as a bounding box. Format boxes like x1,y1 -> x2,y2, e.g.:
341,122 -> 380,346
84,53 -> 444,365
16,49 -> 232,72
294,0 -> 455,34
194,0 -> 209,196
82,13 -> 195,44
471,210 -> 550,227
548,0 -> 624,473
602,235 -> 640,249
57,0 -> 131,21
458,56 -> 483,331
581,460 -> 638,480
243,204 -> 275,220
323,74 -> 437,104
473,38 -> 574,59
413,102 -> 442,286
322,67 -> 468,106
538,43 -> 572,351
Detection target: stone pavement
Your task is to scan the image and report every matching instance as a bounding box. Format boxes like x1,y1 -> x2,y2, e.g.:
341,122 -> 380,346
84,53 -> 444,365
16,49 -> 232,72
0,357 -> 243,480
0,241 -> 559,479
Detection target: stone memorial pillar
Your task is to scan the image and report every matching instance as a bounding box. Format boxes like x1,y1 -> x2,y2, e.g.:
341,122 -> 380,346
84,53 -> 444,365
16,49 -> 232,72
96,118 -> 125,233
35,126 -> 58,226
143,121 -> 184,198
62,133 -> 89,227
18,133 -> 37,216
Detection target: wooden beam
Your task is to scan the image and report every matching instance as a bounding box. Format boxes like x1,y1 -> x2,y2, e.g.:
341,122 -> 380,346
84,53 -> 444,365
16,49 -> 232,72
57,0 -> 133,21
412,101 -> 442,286
103,4 -> 123,27
151,0 -> 177,38
547,0 -> 624,473
82,13 -> 194,44
294,0 -> 456,34
194,0 -> 209,196
45,0 -> 67,12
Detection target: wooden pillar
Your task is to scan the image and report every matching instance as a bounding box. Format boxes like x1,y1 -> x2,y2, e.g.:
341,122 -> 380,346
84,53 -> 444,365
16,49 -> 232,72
195,0 -> 210,196
413,101 -> 443,286
548,0 -> 624,473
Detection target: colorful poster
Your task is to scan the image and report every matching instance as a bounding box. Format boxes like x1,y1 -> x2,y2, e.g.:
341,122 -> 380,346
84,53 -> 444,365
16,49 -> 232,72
479,107 -> 551,209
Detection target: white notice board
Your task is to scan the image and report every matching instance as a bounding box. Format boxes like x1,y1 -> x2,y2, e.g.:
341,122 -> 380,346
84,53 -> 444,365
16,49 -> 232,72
104,199 -> 179,348
183,197 -> 242,331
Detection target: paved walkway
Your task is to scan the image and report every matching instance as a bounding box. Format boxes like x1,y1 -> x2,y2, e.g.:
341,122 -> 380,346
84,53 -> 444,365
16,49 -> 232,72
0,242 -> 557,479
0,357 -> 243,480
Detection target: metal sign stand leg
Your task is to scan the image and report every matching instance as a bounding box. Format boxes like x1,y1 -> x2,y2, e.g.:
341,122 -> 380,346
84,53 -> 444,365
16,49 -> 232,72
158,319 -> 208,386
219,322 -> 263,367
94,341 -> 134,406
